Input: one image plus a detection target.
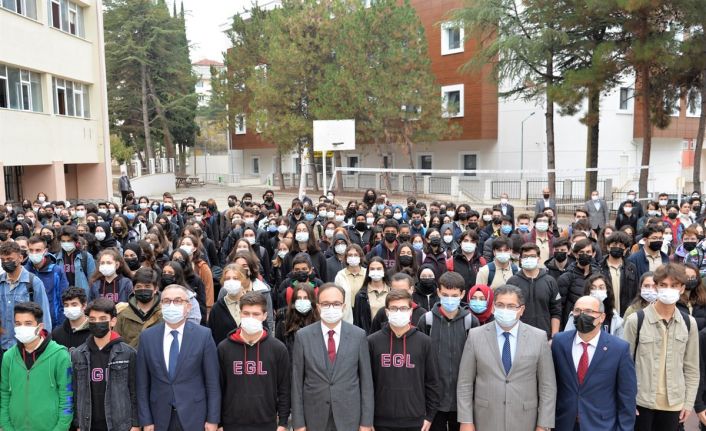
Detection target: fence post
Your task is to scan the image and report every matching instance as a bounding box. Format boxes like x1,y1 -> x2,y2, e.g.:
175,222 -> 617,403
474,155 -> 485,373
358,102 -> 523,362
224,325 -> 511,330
484,179 -> 493,201
450,176 -> 460,198
563,179 -> 573,200
520,180 -> 528,202
423,176 -> 431,194
604,179 -> 613,201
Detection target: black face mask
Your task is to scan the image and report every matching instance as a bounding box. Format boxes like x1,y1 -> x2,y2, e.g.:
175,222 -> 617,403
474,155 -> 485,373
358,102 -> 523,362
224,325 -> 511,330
543,194 -> 550,199
699,235 -> 706,241
608,247 -> 625,259
577,254 -> 592,266
430,223 -> 441,230
88,321 -> 111,338
399,255 -> 414,267
418,278 -> 436,294
412,220 -> 422,227
429,237 -> 441,247
398,234 -> 411,243
228,200 -> 236,208
87,222 -> 96,231
492,216 -> 501,225
459,213 -> 469,221
694,206 -> 702,214
384,232 -> 397,243
125,258 -> 140,271
113,226 -> 123,234
468,222 -> 479,230
293,271 -> 309,282
134,289 -> 154,304
668,213 -> 678,220
161,275 -> 176,287
574,313 -> 597,334
1,260 -> 18,273
293,208 -> 302,215
686,279 -> 700,291
648,241 -> 663,251
60,215 -> 70,223
41,235 -> 53,243
684,242 -> 698,252
0,233 -> 7,242
355,221 -> 367,231
554,252 -> 568,263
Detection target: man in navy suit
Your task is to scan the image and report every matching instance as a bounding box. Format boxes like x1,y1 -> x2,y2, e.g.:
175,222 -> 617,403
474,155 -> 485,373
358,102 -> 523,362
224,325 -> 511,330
551,295 -> 637,431
136,284 -> 221,431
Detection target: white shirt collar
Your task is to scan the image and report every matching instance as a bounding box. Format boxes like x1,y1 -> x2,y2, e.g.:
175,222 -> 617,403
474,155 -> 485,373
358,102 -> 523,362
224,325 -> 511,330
166,322 -> 186,336
321,321 -> 342,335
495,321 -> 519,338
573,330 -> 600,348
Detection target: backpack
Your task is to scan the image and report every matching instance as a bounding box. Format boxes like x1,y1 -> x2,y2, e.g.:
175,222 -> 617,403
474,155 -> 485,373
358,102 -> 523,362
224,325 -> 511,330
23,272 -> 36,302
79,250 -> 88,277
633,308 -> 691,360
488,261 -> 519,285
424,311 -> 476,336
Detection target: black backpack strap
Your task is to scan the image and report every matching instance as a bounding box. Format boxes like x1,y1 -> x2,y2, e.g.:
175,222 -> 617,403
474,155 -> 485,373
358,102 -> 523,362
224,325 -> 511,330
26,272 -> 35,303
680,310 -> 692,332
80,250 -> 88,277
633,309 -> 645,361
488,262 -> 496,286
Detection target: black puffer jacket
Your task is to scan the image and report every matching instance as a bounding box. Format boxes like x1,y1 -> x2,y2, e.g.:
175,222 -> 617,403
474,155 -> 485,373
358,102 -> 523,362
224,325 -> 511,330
507,269 -> 562,339
557,262 -> 602,328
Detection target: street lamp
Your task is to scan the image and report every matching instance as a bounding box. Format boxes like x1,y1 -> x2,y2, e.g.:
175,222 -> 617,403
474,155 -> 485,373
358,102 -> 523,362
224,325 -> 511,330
520,111 -> 536,179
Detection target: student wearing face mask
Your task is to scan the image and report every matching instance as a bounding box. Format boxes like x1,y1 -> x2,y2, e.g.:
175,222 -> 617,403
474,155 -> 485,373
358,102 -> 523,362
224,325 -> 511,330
0,302 -> 74,431
52,287 -> 90,350
276,283 -> 319,355
466,284 -> 494,325
481,215 -> 514,262
24,235 -> 70,326
623,263 -> 699,431
89,249 -> 133,304
507,243 -> 562,339
276,253 -> 324,311
551,295 -> 637,431
115,268 -> 163,349
422,229 -> 448,278
136,284 -> 221,431
71,298 -> 140,431
675,263 -> 706,330
624,272 -> 658,319
325,234 -> 349,283
475,238 -> 519,289
335,244 -> 368,324
558,239 -> 602,328
368,289 -> 440,431
663,204 -> 686,244
563,274 -> 624,337
354,257 -> 390,334
56,226 -> 95,295
628,224 -> 670,280
414,265 -> 440,311
545,237 -> 571,282
598,232 -> 639,318
447,231 -> 486,296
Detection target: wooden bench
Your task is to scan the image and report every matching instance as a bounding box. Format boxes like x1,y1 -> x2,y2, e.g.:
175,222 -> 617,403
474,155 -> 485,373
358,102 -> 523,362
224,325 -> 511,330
175,176 -> 189,188
187,176 -> 204,187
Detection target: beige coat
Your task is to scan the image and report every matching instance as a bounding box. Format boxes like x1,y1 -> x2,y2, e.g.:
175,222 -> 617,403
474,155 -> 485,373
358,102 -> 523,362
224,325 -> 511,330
456,321 -> 556,431
622,303 -> 700,410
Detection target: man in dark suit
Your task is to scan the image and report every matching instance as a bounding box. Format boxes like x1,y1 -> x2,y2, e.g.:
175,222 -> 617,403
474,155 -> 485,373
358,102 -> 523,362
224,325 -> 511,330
535,187 -> 557,215
136,284 -> 221,431
499,193 -> 515,227
291,283 -> 374,431
551,295 -> 637,431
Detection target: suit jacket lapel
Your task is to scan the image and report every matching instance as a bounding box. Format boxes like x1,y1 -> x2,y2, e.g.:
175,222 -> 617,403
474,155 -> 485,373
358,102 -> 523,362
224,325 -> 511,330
331,324 -> 350,379
561,330 -> 579,388
583,331 -> 609,385
173,322 -> 193,379
484,323 -> 504,375
508,323 -> 528,377
158,323 -> 170,378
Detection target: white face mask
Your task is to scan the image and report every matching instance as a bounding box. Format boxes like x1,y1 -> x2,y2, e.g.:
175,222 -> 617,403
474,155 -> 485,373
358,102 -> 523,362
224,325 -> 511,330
245,236 -> 256,245
369,269 -> 385,281
393,213 -> 402,220
366,217 -> 375,225
461,242 -> 476,254
641,288 -> 658,303
496,252 -> 511,263
657,288 -> 680,305
521,257 -> 538,270
63,306 -> 84,321
162,303 -> 186,324
76,210 -> 86,218
590,290 -> 608,302
446,211 -> 455,218
277,250 -> 288,259
334,244 -> 347,255
482,214 -> 493,222
500,199 -> 508,205
347,256 -> 360,267
295,232 -> 309,243
320,306 -> 343,324
294,299 -> 312,314
663,234 -> 673,244
659,199 -> 668,206
99,264 -> 116,277
180,245 -> 194,256
387,310 -> 411,328
277,225 -> 288,234
326,211 -> 335,219
240,317 -> 263,335
95,232 -> 106,241
335,215 -> 345,222
325,229 -> 335,239
535,221 -> 549,232
443,235 -> 454,244
223,279 -> 242,297
14,325 -> 39,344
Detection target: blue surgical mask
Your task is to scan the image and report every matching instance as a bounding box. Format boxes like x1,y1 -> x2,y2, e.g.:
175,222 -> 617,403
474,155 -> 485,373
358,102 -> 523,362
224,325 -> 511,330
493,308 -> 518,328
125,212 -> 136,221
267,225 -> 278,233
377,204 -> 385,211
518,225 -> 529,233
501,225 -> 513,235
305,213 -> 315,221
412,242 -> 424,251
440,296 -> 461,313
470,299 -> 488,314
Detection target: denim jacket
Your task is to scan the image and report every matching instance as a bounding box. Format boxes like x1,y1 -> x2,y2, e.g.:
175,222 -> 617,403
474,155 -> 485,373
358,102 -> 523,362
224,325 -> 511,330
71,338 -> 139,431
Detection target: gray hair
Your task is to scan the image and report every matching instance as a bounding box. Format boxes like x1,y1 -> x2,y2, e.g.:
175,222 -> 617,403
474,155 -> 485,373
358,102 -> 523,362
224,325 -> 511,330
162,284 -> 190,299
578,295 -> 605,313
494,284 -> 525,306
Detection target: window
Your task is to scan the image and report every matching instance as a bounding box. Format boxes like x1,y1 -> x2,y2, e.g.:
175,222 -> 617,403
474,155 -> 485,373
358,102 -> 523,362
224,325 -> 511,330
441,22 -> 464,55
1,0 -> 37,19
347,155 -> 359,174
382,154 -> 392,169
461,154 -> 477,177
53,77 -> 89,118
687,91 -> 702,118
48,0 -> 84,37
618,87 -> 633,111
235,114 -> 246,134
441,84 -> 464,118
252,157 -> 260,175
196,80 -> 204,89
419,154 -> 432,174
0,65 -> 42,112
668,91 -> 681,117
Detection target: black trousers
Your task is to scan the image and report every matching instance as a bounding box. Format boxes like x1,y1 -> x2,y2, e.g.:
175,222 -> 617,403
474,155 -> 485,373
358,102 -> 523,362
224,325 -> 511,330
168,408 -> 183,431
430,411 -> 460,431
635,406 -> 680,431
375,427 -> 419,431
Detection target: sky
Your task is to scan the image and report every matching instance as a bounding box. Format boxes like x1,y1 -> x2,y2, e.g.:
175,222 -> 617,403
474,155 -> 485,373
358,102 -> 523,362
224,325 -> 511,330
174,0 -> 260,63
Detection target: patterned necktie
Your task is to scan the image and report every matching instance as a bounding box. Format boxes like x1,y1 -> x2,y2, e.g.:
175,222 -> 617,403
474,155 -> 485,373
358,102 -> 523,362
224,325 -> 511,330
168,330 -> 179,380
577,342 -> 589,385
502,332 -> 512,374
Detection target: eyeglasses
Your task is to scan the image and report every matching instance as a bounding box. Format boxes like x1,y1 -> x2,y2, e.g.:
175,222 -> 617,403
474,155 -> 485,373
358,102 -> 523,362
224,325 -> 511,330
494,303 -> 521,310
319,302 -> 343,309
388,306 -> 411,313
572,308 -> 601,316
162,298 -> 187,306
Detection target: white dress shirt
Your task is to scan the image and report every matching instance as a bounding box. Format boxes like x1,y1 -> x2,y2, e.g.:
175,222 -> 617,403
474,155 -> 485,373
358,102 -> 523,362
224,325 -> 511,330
163,322 -> 186,372
321,321 -> 341,354
495,321 -> 519,363
572,331 -> 600,370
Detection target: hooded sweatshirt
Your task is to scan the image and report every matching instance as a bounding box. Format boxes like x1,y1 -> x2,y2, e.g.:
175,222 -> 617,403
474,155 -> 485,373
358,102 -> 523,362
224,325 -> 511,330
217,328 -> 291,431
25,253 -> 69,326
88,332 -> 124,431
367,325 -> 440,427
52,315 -> 90,350
507,268 -> 562,339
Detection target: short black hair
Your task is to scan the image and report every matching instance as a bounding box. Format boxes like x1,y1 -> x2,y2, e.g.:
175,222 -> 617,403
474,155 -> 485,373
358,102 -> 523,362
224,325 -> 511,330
606,231 -> 631,248
439,271 -> 465,292
292,252 -> 313,268
133,267 -> 158,286
86,297 -> 117,318
492,237 -> 511,251
61,286 -> 87,305
383,218 -> 399,231
553,237 -> 570,249
59,226 -> 79,242
14,302 -> 43,323
643,223 -> 665,238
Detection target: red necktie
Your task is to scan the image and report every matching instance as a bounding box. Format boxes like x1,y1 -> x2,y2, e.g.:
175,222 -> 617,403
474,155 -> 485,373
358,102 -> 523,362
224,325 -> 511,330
577,342 -> 589,385
327,330 -> 336,363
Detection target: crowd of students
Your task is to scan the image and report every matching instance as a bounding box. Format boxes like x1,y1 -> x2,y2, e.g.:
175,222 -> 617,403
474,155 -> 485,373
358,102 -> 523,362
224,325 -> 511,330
0,187 -> 704,430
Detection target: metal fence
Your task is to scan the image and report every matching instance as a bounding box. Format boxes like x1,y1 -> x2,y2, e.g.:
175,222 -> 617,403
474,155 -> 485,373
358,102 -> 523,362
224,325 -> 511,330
429,177 -> 452,194
491,181 -> 522,199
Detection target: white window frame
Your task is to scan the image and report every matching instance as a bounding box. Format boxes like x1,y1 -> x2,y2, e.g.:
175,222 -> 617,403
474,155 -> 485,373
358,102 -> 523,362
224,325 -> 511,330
1,0 -> 37,19
418,153 -> 433,174
441,22 -> 464,55
53,77 -> 89,118
459,152 -> 478,177
19,70 -> 32,111
251,156 -> 260,175
346,154 -> 360,174
0,65 -> 8,109
618,87 -> 633,112
441,84 -> 464,118
235,114 -> 246,135
687,91 -> 702,118
49,0 -> 83,37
